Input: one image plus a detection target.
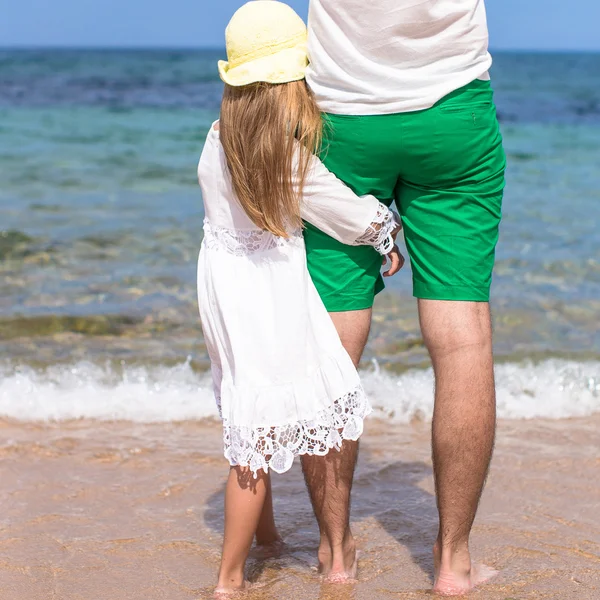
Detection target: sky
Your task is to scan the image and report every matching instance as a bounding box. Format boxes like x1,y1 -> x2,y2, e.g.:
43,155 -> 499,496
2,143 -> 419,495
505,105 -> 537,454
1,0 -> 599,51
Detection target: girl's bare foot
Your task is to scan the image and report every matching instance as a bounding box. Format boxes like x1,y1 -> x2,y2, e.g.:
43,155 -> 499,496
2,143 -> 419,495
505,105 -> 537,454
214,579 -> 251,597
251,538 -> 286,559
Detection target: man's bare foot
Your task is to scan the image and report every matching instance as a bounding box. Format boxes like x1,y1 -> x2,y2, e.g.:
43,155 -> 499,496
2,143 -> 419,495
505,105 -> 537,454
433,541 -> 498,596
321,535 -> 358,583
317,538 -> 333,575
434,564 -> 498,596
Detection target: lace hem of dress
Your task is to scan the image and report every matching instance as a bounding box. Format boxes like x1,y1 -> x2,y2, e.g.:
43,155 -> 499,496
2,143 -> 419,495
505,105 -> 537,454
221,386 -> 371,476
354,203 -> 401,255
202,219 -> 302,256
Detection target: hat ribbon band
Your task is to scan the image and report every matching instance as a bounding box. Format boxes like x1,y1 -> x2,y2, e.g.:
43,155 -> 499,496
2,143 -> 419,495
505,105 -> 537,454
228,32 -> 307,69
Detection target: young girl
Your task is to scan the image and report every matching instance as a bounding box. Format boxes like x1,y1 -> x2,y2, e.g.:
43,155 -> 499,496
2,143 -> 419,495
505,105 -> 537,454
197,1 -> 403,594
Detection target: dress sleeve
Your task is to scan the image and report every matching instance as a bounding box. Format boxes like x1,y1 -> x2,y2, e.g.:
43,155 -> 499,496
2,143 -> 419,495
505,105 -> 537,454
298,152 -> 401,255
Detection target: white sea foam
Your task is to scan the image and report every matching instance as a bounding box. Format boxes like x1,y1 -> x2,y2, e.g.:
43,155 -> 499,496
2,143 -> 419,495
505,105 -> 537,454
0,359 -> 598,423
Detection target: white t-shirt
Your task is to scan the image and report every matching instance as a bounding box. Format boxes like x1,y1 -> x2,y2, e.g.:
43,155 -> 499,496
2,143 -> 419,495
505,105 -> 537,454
306,0 -> 492,115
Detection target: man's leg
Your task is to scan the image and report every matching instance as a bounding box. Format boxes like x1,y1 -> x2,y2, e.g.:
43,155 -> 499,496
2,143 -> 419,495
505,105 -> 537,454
301,308 -> 371,580
393,79 -> 505,594
328,309 -> 372,368
301,111 -> 399,580
418,299 -> 497,595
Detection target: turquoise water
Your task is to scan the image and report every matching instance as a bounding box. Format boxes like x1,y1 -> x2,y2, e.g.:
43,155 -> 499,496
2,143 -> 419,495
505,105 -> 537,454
1,50 -> 599,415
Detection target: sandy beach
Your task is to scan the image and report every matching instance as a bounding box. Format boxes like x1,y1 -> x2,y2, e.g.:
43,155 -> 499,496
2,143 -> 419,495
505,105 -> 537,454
1,415 -> 598,600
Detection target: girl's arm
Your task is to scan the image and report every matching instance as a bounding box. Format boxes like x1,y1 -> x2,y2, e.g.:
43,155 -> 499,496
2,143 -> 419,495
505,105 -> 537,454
298,152 -> 400,255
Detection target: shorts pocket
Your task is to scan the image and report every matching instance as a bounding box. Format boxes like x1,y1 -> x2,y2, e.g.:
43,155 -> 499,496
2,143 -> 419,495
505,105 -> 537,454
438,100 -> 496,130
439,100 -> 493,114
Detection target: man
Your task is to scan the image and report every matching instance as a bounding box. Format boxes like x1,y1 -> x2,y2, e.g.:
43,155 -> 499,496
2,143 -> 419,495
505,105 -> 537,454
300,0 -> 505,595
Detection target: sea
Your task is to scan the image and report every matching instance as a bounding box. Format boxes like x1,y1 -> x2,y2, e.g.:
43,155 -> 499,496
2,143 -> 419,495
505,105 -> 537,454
1,49 -> 599,423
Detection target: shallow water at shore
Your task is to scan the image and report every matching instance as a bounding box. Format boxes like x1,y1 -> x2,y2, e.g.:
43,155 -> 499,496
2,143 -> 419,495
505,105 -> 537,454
1,416 -> 598,599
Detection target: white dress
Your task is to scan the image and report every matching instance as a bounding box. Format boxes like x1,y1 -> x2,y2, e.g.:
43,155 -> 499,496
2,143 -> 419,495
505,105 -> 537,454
197,125 -> 398,476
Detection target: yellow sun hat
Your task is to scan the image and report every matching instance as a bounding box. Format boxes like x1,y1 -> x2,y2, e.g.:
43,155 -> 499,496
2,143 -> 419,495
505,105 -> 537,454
218,1 -> 308,87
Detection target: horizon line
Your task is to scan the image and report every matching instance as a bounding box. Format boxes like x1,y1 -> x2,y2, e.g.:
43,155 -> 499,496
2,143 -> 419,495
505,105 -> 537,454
1,45 -> 600,54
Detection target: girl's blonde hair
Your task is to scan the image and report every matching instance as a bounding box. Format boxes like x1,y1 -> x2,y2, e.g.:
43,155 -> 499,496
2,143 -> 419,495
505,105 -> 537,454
219,80 -> 322,238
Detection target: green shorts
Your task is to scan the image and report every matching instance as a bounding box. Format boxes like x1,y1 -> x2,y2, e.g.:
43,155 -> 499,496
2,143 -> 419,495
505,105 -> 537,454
304,79 -> 506,312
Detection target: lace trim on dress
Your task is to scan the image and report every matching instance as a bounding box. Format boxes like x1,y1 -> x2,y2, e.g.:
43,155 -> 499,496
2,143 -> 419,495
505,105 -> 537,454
354,203 -> 401,255
221,386 -> 371,476
202,219 -> 302,256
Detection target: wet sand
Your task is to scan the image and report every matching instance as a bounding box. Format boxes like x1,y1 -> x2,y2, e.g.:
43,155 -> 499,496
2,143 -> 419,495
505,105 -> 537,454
0,416 -> 598,599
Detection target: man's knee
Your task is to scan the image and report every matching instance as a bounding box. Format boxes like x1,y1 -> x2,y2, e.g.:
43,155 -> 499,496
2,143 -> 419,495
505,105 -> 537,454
418,299 -> 492,359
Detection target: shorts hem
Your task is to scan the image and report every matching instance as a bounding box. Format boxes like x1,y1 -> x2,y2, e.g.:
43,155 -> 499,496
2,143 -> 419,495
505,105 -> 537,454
322,297 -> 375,313
318,292 -> 376,313
315,276 -> 385,313
413,280 -> 490,303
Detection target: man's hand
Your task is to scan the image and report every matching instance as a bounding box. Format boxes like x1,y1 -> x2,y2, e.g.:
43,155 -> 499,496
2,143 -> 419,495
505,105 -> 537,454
382,244 -> 405,277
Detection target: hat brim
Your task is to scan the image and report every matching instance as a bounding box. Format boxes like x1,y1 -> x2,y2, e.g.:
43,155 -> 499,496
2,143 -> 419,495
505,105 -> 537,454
218,44 -> 308,87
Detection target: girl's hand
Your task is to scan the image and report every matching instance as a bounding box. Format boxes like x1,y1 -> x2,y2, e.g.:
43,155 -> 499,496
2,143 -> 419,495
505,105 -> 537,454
391,211 -> 402,241
391,211 -> 402,239
382,245 -> 405,277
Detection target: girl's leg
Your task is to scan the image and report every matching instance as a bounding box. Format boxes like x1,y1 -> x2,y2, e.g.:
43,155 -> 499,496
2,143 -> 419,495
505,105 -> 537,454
255,473 -> 282,548
217,466 -> 270,593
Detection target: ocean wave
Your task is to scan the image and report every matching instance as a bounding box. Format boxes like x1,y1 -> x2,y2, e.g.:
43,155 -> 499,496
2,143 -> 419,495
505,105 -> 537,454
0,359 -> 598,423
